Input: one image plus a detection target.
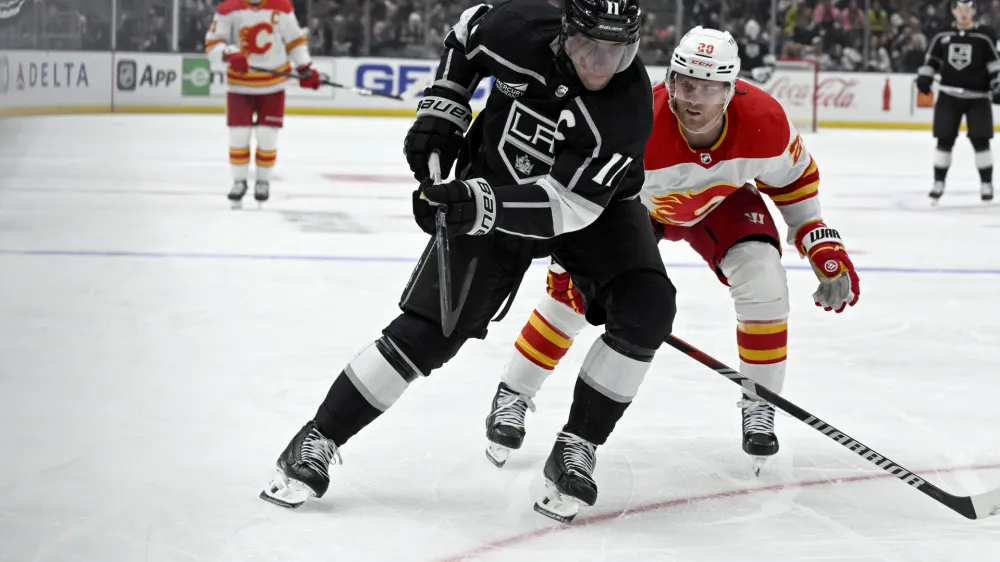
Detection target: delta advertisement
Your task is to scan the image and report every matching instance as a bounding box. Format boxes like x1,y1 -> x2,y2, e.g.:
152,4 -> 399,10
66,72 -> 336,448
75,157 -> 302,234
0,51 -> 111,113
0,50 -> 961,129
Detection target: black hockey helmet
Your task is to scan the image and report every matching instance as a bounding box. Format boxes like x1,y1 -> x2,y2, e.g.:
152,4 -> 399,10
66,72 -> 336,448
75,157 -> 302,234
560,0 -> 642,86
564,0 -> 642,45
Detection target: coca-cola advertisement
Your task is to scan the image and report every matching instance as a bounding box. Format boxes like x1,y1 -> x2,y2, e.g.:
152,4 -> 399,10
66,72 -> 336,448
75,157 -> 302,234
764,75 -> 859,110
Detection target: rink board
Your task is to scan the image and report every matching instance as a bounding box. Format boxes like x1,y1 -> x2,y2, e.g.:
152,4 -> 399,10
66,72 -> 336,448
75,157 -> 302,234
0,49 -> 992,131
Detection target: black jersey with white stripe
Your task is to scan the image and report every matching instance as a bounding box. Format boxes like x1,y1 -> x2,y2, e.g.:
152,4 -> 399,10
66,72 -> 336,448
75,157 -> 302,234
923,25 -> 1000,94
431,0 -> 652,240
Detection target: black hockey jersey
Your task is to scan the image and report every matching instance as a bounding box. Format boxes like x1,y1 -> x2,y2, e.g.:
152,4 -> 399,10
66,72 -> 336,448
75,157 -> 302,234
738,38 -> 772,72
923,25 -> 1000,95
430,0 -> 653,240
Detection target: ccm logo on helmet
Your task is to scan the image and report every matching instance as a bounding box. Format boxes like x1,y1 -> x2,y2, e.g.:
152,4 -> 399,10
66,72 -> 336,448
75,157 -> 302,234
690,60 -> 714,67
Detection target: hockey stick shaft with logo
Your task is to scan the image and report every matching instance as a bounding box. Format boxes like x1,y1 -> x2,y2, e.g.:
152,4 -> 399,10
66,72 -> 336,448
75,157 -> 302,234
665,334 -> 1000,520
248,66 -> 407,100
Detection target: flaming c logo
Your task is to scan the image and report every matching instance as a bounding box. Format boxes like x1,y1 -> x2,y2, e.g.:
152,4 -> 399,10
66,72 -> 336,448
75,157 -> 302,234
650,184 -> 741,226
240,22 -> 274,55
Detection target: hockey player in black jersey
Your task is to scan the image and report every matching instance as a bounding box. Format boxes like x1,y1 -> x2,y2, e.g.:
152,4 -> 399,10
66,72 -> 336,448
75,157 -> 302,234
259,0 -> 676,524
917,0 -> 1000,203
738,19 -> 776,84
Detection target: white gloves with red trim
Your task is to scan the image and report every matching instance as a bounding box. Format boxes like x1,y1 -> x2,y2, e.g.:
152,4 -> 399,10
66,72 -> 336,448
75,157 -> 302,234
795,221 -> 860,313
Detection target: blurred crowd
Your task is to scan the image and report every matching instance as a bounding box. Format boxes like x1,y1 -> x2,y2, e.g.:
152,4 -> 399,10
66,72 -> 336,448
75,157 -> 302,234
3,0 -> 1000,73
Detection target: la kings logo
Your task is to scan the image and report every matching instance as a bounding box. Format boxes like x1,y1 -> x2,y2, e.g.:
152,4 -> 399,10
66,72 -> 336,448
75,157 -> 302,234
500,101 -> 568,184
948,43 -> 973,70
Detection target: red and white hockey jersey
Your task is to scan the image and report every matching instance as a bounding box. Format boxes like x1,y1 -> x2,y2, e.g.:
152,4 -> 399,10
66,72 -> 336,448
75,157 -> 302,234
204,0 -> 312,95
641,80 -> 822,244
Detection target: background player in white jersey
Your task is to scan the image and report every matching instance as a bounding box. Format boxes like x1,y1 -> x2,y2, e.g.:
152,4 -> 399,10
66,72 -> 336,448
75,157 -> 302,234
484,27 -> 861,474
205,0 -> 321,208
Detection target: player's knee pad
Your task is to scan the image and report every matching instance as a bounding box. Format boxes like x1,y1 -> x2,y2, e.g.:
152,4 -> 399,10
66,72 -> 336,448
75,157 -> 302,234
382,312 -> 467,375
937,136 -> 956,151
602,270 -> 676,351
721,241 -> 790,321
255,125 -> 280,150
970,137 -> 991,151
229,126 -> 252,147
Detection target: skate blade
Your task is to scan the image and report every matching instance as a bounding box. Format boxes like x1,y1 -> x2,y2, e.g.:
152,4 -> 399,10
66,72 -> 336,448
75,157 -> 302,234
485,443 -> 511,468
230,199 -> 243,210
750,456 -> 768,477
533,479 -> 583,524
259,468 -> 316,509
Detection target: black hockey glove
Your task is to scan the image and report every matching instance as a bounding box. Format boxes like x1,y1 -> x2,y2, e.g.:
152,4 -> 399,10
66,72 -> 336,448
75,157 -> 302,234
412,178 -> 498,237
991,77 -> 1000,104
916,66 -> 934,95
403,87 -> 473,182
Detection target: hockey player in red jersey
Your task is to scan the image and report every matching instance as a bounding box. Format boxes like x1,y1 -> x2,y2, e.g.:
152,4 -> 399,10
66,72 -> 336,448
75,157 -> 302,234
205,0 -> 321,208
484,26 -> 861,474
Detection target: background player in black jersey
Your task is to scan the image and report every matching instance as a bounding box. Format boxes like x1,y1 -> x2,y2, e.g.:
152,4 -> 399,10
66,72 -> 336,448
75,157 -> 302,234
738,19 -> 776,84
259,0 -> 676,524
917,0 -> 1000,203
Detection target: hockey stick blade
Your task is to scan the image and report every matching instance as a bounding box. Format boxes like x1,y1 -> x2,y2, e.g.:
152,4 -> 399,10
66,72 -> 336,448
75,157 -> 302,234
665,334 -> 1000,520
248,66 -> 405,101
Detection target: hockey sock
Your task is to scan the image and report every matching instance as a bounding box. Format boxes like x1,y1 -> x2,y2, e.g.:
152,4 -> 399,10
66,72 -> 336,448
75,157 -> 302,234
934,138 -> 955,182
229,126 -> 252,181
972,138 -> 993,183
737,319 -> 788,397
565,334 -> 653,445
255,126 -> 280,182
503,291 -> 589,397
313,337 -> 420,446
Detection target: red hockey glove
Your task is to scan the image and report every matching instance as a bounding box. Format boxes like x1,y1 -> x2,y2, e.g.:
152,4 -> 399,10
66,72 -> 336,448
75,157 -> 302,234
795,221 -> 860,313
222,48 -> 249,75
297,65 -> 322,90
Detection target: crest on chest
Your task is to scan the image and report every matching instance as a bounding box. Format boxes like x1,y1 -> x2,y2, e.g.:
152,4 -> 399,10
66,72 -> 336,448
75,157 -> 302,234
499,101 -> 563,184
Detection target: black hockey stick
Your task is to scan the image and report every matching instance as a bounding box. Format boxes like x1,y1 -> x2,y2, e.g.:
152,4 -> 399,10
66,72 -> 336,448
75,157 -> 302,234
248,66 -> 409,101
665,334 -> 1000,520
426,153 -> 477,337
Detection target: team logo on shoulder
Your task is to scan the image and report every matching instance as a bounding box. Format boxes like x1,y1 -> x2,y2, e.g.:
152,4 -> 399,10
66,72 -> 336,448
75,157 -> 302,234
495,80 -> 528,99
499,101 -> 562,184
948,43 -> 973,70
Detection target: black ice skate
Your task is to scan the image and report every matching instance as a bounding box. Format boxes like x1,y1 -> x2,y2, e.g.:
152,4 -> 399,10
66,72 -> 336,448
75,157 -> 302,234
485,382 -> 536,467
260,420 -> 342,509
534,429 -> 598,523
740,395 -> 779,476
228,180 -> 249,209
254,180 -> 270,206
982,182 -> 993,202
929,180 -> 945,204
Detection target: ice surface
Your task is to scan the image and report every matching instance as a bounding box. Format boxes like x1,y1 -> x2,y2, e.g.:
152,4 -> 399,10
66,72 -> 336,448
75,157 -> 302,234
1,115 -> 999,562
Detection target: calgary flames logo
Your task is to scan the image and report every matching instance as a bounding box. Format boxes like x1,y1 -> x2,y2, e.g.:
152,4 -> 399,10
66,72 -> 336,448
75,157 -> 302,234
650,184 -> 741,225
240,21 -> 274,55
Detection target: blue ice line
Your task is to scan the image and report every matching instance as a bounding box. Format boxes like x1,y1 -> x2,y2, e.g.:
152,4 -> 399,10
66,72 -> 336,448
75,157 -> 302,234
0,249 -> 997,276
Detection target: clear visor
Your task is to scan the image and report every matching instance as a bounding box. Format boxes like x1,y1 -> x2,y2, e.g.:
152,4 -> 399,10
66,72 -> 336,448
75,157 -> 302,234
565,30 -> 639,76
667,71 -> 732,105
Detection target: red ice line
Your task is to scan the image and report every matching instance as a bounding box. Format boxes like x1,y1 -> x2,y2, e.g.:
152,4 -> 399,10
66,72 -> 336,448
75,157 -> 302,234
435,462 -> 1000,562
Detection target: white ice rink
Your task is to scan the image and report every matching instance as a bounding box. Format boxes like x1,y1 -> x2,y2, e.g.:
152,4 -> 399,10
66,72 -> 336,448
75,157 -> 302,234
2,114 -> 1000,561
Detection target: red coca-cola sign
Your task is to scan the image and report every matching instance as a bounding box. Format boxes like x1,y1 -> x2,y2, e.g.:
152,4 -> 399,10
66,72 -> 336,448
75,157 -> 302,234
765,76 -> 859,109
